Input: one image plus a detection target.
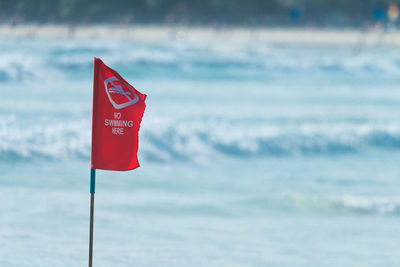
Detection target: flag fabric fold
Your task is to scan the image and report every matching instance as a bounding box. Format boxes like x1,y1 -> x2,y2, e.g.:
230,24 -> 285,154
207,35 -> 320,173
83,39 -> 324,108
91,57 -> 146,171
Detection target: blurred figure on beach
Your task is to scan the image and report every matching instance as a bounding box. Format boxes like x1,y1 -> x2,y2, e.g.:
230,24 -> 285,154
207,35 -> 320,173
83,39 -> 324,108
387,2 -> 399,31
289,6 -> 302,25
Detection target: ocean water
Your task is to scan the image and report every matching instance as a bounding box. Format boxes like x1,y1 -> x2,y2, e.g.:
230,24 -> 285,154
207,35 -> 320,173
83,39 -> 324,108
1,34 -> 400,266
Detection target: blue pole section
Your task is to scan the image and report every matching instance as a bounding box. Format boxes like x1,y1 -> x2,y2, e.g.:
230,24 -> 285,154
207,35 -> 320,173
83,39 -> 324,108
89,168 -> 96,267
90,168 -> 96,194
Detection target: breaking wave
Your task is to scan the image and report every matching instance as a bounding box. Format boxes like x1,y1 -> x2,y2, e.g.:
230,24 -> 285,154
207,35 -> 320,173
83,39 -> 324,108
1,114 -> 400,162
2,40 -> 400,83
244,194 -> 400,216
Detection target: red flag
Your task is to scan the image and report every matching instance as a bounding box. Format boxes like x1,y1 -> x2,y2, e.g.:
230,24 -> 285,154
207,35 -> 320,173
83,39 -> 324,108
91,58 -> 146,171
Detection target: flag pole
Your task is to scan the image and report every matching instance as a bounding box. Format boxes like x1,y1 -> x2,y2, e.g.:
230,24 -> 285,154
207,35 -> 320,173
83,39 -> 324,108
89,168 -> 96,267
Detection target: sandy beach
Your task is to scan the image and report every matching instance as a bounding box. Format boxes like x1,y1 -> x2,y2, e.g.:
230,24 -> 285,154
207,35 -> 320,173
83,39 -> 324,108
2,24 -> 400,47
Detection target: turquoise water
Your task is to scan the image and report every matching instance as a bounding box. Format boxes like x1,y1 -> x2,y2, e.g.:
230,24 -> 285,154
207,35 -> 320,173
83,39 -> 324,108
1,37 -> 400,266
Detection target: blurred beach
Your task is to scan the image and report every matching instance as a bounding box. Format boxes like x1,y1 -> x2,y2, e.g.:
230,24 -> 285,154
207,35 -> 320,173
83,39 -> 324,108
2,24 -> 400,47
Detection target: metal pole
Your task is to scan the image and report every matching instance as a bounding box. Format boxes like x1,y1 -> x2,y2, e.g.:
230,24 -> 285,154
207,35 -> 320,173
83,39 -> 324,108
89,168 -> 96,267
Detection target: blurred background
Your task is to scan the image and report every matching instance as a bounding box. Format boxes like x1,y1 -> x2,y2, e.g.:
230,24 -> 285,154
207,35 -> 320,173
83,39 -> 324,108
1,1 -> 400,267
1,0 -> 400,28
